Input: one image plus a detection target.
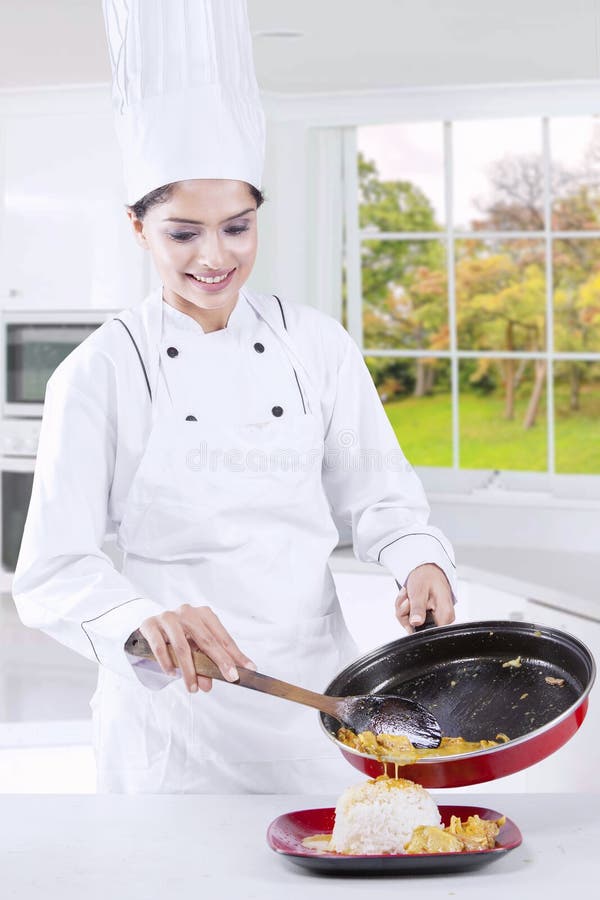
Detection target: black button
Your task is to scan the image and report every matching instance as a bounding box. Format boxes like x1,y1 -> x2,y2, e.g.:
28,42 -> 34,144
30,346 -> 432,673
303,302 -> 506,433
167,346 -> 179,358
271,406 -> 283,417
254,342 -> 265,353
185,415 -> 197,421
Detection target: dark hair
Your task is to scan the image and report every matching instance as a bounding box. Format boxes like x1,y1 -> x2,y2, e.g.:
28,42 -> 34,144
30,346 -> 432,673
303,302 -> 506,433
127,181 -> 265,221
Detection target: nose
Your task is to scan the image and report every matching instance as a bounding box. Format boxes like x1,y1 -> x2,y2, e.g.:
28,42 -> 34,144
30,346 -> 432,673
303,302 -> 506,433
197,230 -> 226,269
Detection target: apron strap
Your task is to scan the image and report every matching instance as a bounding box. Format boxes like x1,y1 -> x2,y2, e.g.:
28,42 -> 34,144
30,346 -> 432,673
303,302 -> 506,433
114,317 -> 152,402
272,294 -> 307,414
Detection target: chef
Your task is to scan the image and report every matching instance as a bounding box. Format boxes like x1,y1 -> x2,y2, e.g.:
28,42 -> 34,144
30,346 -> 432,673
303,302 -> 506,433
12,0 -> 457,794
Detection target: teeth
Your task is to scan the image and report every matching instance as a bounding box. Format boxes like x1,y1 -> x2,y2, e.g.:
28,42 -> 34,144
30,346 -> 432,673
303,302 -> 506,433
191,271 -> 231,284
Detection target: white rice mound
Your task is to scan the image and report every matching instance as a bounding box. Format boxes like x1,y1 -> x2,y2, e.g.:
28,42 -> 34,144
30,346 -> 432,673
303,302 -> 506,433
329,776 -> 442,855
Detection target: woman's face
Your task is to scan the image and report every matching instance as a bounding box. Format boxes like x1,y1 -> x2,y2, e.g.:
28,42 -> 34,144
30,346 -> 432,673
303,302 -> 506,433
128,179 -> 258,317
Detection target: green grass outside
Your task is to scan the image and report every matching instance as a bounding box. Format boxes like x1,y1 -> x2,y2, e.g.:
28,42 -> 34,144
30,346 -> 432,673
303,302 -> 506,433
383,386 -> 600,473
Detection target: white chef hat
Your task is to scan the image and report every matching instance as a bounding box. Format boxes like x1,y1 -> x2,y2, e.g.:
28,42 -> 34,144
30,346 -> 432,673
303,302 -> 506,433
102,0 -> 265,205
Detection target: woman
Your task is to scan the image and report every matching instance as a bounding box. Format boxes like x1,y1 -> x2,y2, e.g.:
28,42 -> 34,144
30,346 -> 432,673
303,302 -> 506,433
12,1 -> 456,794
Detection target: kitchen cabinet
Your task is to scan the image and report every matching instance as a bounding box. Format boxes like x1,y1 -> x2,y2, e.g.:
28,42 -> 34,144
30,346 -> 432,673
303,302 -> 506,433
0,100 -> 147,310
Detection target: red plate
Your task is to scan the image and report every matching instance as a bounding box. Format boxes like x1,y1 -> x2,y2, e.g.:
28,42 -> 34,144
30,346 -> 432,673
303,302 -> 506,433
267,804 -> 522,874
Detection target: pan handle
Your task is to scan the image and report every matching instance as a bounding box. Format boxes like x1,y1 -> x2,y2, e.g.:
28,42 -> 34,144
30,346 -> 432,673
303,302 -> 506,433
395,580 -> 437,632
414,610 -> 437,632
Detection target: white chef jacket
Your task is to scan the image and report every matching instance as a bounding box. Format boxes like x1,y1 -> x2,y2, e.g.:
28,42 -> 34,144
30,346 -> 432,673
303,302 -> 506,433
12,287 -> 457,687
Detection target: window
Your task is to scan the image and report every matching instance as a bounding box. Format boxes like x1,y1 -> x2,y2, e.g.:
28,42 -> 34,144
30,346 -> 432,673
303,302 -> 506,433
345,115 -> 600,474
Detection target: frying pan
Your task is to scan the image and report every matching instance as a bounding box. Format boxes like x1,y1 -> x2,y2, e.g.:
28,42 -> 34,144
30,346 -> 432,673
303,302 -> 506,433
320,620 -> 595,788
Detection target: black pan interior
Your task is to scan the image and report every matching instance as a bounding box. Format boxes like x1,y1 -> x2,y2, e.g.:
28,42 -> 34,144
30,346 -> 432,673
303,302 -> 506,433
322,620 -> 595,744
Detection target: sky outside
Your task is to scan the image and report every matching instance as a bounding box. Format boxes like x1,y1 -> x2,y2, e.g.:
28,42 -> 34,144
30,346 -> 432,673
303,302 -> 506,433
358,115 -> 600,230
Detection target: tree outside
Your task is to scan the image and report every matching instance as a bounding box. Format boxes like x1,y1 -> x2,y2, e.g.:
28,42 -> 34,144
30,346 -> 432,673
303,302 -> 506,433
358,121 -> 600,474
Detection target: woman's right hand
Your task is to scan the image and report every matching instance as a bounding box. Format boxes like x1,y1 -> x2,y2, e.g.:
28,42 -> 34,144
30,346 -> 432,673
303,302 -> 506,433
138,604 -> 256,693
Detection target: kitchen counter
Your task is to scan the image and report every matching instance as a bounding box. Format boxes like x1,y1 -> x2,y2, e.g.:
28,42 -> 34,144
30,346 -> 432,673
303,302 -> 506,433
329,542 -> 600,622
1,793 -> 595,899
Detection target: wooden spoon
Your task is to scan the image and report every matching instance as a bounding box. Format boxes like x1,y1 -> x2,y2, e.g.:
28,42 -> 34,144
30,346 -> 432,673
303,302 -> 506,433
125,631 -> 442,749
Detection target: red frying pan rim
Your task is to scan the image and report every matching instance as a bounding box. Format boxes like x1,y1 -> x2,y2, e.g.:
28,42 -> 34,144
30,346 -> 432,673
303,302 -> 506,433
319,618 -> 596,767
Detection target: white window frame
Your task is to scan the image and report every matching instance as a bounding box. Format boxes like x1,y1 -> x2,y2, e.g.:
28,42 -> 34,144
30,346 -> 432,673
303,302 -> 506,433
286,80 -> 600,483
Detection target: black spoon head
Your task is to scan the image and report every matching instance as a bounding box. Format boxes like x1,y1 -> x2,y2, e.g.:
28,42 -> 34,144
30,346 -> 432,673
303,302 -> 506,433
342,695 -> 442,749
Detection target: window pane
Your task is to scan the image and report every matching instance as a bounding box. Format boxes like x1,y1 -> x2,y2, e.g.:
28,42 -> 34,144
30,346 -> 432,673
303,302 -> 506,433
555,361 -> 600,474
362,239 -> 447,350
365,357 -> 452,466
456,239 -> 546,351
459,357 -> 547,470
453,118 -> 543,230
551,116 -> 600,230
554,238 -> 600,352
358,122 -> 445,231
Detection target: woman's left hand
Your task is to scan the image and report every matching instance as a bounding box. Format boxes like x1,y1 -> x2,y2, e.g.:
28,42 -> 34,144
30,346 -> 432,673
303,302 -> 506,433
395,563 -> 455,633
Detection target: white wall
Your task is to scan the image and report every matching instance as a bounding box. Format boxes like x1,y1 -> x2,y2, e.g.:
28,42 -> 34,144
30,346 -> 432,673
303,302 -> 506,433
0,79 -> 599,794
0,86 -> 148,311
247,120 -> 312,303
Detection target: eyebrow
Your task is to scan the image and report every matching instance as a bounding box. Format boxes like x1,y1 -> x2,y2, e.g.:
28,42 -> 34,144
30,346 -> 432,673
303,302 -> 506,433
163,207 -> 255,225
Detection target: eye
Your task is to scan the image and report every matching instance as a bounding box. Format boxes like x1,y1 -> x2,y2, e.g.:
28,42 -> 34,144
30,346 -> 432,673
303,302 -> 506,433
168,232 -> 196,242
224,225 -> 249,236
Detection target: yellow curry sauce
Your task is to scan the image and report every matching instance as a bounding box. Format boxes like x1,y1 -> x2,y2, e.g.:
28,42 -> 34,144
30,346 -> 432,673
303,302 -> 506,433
301,811 -> 505,855
301,772 -> 507,856
336,728 -> 510,764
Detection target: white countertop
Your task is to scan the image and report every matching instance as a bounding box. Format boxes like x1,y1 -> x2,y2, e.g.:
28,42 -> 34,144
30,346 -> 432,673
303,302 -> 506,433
0,793 -> 594,899
329,543 -> 600,622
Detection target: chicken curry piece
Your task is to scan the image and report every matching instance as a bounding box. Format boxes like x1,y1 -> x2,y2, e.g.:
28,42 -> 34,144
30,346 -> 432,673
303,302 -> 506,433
405,814 -> 505,854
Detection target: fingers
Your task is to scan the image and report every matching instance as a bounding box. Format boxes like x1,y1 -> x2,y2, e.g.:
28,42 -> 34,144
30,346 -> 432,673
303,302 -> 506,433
396,602 -> 412,633
395,576 -> 429,633
196,675 -> 213,693
139,613 -> 216,693
184,606 -> 243,684
425,565 -> 456,627
199,607 -> 257,671
395,586 -> 412,633
395,564 -> 456,634
139,619 -> 178,678
159,613 -> 204,693
140,606 -> 255,694
406,580 -> 429,629
432,594 -> 455,626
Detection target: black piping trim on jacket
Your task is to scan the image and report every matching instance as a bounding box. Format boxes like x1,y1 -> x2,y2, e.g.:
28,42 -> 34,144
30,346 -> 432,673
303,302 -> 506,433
376,533 -> 457,568
292,368 -> 307,414
274,294 -> 287,330
81,597 -> 144,665
114,318 -> 152,401
272,294 -> 306,414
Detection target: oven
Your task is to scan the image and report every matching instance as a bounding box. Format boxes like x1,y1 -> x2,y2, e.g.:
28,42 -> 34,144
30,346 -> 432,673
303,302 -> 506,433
0,310 -> 116,582
0,454 -> 34,588
0,311 -> 113,418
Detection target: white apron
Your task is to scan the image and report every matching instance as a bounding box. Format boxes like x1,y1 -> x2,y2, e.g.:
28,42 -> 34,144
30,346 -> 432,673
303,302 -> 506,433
91,294 -> 358,793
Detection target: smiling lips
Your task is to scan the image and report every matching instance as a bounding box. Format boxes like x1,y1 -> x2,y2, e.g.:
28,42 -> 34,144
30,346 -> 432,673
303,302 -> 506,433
186,268 -> 236,291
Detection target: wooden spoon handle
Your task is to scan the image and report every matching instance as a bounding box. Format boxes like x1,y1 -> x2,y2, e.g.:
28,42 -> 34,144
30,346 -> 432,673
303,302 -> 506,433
233,668 -> 342,718
167,645 -> 224,680
125,630 -> 342,717
185,647 -> 341,718
124,631 -> 223,679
